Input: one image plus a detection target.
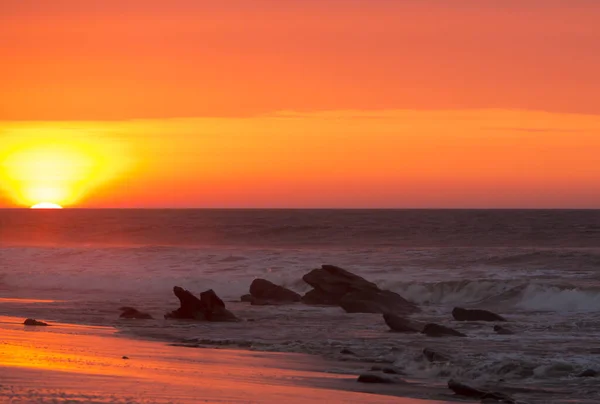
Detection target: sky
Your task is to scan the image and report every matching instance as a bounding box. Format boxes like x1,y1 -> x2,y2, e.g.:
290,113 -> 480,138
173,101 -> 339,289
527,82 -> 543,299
1,0 -> 599,208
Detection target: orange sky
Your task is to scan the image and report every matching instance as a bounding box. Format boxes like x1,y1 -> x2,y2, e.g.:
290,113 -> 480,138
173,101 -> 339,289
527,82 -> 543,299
1,1 -> 599,208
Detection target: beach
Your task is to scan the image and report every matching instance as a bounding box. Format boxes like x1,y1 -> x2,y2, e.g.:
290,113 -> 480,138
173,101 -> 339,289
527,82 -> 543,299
0,314 -> 452,403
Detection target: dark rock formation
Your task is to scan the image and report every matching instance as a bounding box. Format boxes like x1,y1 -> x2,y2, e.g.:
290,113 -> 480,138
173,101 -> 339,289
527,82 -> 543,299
448,380 -> 514,402
119,307 -> 153,320
577,369 -> 598,377
357,373 -> 396,384
383,313 -> 423,333
122,356 -> 130,360
494,325 -> 515,335
302,265 -> 418,314
423,348 -> 450,363
340,348 -> 355,355
165,286 -> 238,322
23,318 -> 48,326
243,279 -> 301,305
452,307 -> 506,322
422,323 -> 466,337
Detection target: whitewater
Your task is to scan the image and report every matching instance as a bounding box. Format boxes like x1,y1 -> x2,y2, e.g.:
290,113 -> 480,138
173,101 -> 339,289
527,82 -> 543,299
1,209 -> 600,403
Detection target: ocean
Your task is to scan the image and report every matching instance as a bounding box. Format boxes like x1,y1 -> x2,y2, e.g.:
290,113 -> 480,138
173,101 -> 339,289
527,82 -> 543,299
1,209 -> 600,403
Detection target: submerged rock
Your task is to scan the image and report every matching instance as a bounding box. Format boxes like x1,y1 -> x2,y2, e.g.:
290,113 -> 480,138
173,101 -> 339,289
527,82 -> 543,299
23,318 -> 48,326
452,307 -> 507,322
494,325 -> 514,335
577,369 -> 598,378
371,365 -> 406,375
423,348 -> 451,363
240,294 -> 254,303
357,373 -> 396,384
383,313 -> 423,332
302,265 -> 419,314
245,279 -> 301,305
340,348 -> 355,355
165,286 -> 238,322
422,323 -> 466,337
448,380 -> 514,402
119,307 -> 153,320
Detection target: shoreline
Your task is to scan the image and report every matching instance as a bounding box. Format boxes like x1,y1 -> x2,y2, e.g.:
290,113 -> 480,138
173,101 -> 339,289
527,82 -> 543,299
0,316 -> 454,403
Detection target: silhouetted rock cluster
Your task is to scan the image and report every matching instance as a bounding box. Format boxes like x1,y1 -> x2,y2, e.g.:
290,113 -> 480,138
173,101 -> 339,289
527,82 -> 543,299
165,286 -> 238,322
301,265 -> 419,315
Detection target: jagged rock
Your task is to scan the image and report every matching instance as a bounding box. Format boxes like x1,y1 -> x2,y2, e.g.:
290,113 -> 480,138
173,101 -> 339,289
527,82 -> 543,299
383,313 -> 423,332
302,265 -> 418,314
422,323 -> 466,337
357,373 -> 396,384
165,286 -> 238,322
494,325 -> 514,335
248,279 -> 301,305
23,318 -> 48,326
452,307 -> 506,322
577,369 -> 598,377
423,348 -> 450,363
119,307 -> 153,319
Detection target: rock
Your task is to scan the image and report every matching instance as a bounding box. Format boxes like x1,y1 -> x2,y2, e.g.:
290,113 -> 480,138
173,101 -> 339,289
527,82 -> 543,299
422,323 -> 466,337
122,356 -> 130,360
452,307 -> 506,322
448,380 -> 514,403
448,380 -> 486,398
23,318 -> 48,326
383,313 -> 423,332
248,279 -> 301,305
119,307 -> 153,320
577,369 -> 598,377
494,325 -> 514,335
165,286 -> 239,322
357,373 -> 396,384
340,289 -> 417,315
340,348 -> 355,355
371,365 -> 405,375
302,265 -> 418,314
301,289 -> 340,305
304,265 -> 379,297
240,294 -> 254,303
423,348 -> 450,363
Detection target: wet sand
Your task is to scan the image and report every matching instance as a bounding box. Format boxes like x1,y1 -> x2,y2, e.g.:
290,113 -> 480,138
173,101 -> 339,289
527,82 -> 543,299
0,316 -> 453,403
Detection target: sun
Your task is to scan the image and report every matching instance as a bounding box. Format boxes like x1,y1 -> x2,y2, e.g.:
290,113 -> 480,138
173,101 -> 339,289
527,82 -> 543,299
31,202 -> 63,209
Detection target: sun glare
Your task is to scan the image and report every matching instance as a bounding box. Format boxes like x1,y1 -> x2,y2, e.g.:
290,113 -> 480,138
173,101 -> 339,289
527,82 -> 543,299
0,126 -> 131,208
31,202 -> 63,209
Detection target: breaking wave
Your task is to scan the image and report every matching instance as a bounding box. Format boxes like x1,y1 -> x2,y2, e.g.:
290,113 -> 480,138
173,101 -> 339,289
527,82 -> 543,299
388,279 -> 600,312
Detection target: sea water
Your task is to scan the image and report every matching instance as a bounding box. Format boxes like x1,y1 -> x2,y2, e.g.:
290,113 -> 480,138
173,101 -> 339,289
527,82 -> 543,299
1,209 -> 600,402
